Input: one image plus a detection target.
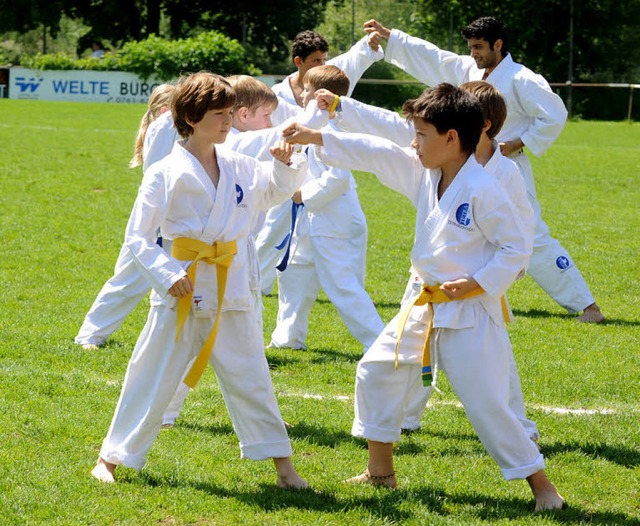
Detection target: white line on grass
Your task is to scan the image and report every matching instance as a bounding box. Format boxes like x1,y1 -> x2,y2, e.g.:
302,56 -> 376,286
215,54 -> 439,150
282,392 -> 621,415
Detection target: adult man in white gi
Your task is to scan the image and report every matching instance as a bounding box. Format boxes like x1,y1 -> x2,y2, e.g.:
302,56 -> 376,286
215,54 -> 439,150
363,16 -> 604,323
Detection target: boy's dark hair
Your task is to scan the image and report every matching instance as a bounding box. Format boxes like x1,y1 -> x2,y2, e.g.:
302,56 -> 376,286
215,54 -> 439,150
303,65 -> 350,97
461,16 -> 509,56
227,75 -> 278,112
172,72 -> 236,138
459,80 -> 507,139
292,30 -> 329,61
403,83 -> 484,155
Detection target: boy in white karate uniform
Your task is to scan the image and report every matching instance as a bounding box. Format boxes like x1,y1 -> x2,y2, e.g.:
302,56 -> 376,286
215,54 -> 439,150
270,65 -> 383,352
91,73 -> 308,489
258,30 -> 384,295
282,83 -> 564,511
313,82 -> 539,437
363,17 -> 604,323
76,84 -> 178,350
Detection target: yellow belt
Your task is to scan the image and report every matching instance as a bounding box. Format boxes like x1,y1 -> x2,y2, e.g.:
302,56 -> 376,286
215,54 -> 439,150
395,284 -> 485,386
172,237 -> 237,388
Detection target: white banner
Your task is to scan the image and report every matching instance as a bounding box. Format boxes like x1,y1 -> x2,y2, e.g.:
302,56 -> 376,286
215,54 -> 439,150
8,67 -> 164,103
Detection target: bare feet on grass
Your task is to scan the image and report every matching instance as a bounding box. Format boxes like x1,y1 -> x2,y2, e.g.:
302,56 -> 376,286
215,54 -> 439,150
274,457 -> 309,489
527,470 -> 565,511
577,303 -> 604,323
345,469 -> 397,489
82,343 -> 100,351
91,457 -> 117,483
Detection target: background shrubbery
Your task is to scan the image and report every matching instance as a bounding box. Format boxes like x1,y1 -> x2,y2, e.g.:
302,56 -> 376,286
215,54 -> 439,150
21,30 -> 259,80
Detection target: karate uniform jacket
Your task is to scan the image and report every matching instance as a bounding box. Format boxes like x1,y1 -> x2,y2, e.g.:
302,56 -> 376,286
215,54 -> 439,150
125,142 -> 306,314
385,29 -> 567,157
288,140 -> 364,265
317,130 -> 533,328
143,111 -> 179,170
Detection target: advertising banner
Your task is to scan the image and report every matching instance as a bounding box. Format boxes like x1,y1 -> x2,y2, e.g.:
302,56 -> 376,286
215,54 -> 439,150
8,67 -> 163,103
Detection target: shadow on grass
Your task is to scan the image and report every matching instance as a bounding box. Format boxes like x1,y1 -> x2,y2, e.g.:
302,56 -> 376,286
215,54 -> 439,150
265,345 -> 362,365
134,473 -> 640,525
285,421 -> 359,448
512,308 -> 640,326
264,352 -> 304,369
308,347 -> 361,363
176,421 -> 235,436
512,308 -> 575,320
542,440 -> 640,468
313,297 -> 402,311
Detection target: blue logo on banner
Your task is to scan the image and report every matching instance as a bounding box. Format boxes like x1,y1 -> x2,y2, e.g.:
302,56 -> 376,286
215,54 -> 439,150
235,184 -> 244,204
556,256 -> 571,269
455,203 -> 471,226
15,76 -> 44,93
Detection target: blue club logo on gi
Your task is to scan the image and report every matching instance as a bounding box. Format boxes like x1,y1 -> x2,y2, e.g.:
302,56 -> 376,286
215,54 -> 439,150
448,203 -> 475,231
235,184 -> 247,208
455,203 -> 471,226
556,256 -> 572,270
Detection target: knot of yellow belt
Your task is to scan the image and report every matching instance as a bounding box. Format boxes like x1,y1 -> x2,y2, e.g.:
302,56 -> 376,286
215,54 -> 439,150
395,284 -> 484,387
172,237 -> 237,388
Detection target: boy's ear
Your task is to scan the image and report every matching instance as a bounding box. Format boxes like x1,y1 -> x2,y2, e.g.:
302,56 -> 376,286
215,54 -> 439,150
482,119 -> 492,134
446,129 -> 459,144
293,56 -> 303,68
236,106 -> 249,122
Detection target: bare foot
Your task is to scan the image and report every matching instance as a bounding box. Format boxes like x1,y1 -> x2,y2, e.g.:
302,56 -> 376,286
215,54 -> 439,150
273,457 -> 309,489
82,343 -> 100,351
527,470 -> 565,511
276,472 -> 309,489
577,303 -> 604,323
345,470 -> 396,489
161,423 -> 174,429
91,457 -> 116,483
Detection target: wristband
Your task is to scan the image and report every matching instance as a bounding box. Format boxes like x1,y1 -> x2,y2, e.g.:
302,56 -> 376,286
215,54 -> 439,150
329,95 -> 340,113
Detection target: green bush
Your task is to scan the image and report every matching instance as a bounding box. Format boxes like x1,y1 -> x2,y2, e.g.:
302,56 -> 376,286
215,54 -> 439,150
20,31 -> 259,80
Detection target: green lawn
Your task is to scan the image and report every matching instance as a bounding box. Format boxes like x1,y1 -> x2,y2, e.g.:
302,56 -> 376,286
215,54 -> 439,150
0,100 -> 638,525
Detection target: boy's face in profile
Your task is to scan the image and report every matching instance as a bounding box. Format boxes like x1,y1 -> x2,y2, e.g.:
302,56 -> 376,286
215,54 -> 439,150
244,103 -> 276,131
190,106 -> 233,144
411,118 -> 450,169
301,83 -> 317,109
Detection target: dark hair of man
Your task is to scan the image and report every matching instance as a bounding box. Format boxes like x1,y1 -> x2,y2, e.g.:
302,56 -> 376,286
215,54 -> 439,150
291,30 -> 329,62
461,16 -> 509,56
459,80 -> 507,139
303,65 -> 350,97
172,72 -> 236,138
402,83 -> 484,155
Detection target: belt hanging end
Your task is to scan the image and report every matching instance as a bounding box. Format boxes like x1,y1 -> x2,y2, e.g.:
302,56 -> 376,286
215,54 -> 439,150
421,365 -> 433,387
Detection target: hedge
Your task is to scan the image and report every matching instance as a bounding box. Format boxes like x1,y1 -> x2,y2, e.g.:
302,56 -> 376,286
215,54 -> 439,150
21,31 -> 259,80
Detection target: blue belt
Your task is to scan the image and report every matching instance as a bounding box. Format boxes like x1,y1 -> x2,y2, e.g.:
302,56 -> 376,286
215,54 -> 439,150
275,201 -> 304,272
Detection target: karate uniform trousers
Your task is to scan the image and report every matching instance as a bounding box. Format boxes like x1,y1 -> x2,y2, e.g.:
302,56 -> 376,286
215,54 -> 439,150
99,301 -> 291,469
353,300 -> 545,480
270,191 -> 382,350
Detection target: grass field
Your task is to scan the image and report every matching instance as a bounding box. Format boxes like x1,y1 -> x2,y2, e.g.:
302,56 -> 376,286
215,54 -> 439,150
0,99 -> 638,525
